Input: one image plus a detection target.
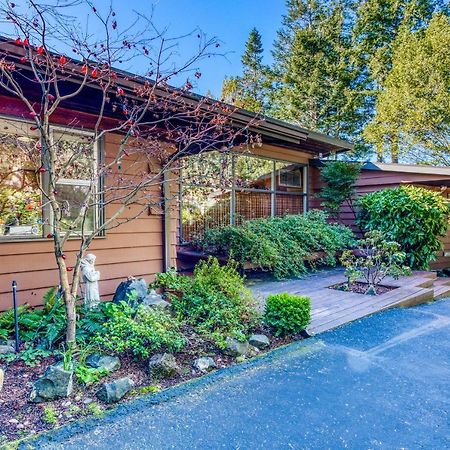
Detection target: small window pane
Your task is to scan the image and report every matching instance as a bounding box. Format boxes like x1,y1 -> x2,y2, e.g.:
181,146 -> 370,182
181,151 -> 232,188
234,154 -> 273,190
275,162 -> 303,191
0,132 -> 43,237
56,184 -> 95,232
235,190 -> 272,224
53,133 -> 95,180
181,185 -> 231,242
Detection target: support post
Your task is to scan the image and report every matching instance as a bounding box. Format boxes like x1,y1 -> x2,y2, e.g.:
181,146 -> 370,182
12,281 -> 20,353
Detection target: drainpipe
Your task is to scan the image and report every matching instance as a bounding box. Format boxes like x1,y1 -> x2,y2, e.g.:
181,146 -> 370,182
161,167 -> 172,272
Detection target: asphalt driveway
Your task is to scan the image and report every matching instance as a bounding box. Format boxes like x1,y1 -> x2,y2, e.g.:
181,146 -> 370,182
28,299 -> 450,450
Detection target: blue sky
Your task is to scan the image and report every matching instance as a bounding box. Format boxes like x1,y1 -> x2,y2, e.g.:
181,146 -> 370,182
113,0 -> 286,97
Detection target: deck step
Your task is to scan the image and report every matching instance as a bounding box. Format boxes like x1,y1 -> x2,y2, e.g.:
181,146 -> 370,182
434,285 -> 450,300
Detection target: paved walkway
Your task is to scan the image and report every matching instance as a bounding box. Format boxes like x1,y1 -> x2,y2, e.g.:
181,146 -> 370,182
249,268 -> 449,335
27,298 -> 450,449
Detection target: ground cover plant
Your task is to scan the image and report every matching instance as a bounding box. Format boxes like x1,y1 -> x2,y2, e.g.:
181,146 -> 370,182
358,185 -> 449,269
196,210 -> 356,279
0,257 -> 308,445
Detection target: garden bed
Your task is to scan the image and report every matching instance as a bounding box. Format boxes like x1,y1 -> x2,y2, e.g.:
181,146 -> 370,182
0,325 -> 299,445
329,281 -> 397,296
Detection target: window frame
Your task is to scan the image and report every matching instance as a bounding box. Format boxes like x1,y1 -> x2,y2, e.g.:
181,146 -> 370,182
0,116 -> 103,242
179,150 -> 308,243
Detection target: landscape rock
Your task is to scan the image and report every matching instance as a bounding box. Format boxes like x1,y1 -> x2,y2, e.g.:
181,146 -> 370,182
30,364 -> 73,402
0,345 -> 15,354
148,353 -> 180,379
249,334 -> 270,350
86,354 -> 121,373
192,357 -> 217,373
0,368 -> 4,392
96,377 -> 134,403
112,278 -> 148,305
224,337 -> 249,357
142,296 -> 170,309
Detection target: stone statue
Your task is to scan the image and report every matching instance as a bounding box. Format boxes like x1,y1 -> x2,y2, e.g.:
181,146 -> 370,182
80,253 -> 100,309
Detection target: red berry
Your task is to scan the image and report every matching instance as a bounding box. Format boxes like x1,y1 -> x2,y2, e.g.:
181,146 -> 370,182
59,55 -> 67,65
92,68 -> 99,78
37,46 -> 44,54
20,57 -> 27,63
47,94 -> 55,101
117,87 -> 124,96
81,65 -> 88,74
38,167 -> 46,173
23,38 -> 29,46
46,233 -> 53,239
66,267 -> 73,272
15,38 -> 21,45
61,254 -> 67,260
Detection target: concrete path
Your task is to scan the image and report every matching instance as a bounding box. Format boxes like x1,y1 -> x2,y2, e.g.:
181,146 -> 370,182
28,299 -> 450,450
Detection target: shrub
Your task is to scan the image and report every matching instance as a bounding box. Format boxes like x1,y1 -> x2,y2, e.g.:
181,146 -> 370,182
171,257 -> 259,346
340,231 -> 411,294
95,302 -> 186,359
358,186 -> 449,269
264,293 -> 311,336
198,210 -> 355,279
318,161 -> 361,220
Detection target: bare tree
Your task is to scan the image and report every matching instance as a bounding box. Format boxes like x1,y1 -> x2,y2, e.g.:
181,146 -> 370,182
0,0 -> 257,345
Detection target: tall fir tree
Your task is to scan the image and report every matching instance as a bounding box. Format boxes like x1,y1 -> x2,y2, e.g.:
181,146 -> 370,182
352,0 -> 448,161
221,28 -> 270,113
270,0 -> 369,159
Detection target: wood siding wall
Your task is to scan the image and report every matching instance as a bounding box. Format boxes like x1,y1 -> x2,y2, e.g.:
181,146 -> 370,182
0,132 -> 177,311
309,166 -> 450,270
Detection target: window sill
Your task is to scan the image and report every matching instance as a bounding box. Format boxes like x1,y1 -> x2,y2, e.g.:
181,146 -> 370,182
0,234 -> 106,244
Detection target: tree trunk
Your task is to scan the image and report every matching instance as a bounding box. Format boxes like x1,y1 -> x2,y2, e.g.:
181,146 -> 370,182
57,257 -> 77,345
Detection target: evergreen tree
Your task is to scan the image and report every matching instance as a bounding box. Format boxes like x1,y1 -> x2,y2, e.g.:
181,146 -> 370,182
221,28 -> 270,112
352,0 -> 447,161
365,13 -> 450,166
270,0 -> 369,159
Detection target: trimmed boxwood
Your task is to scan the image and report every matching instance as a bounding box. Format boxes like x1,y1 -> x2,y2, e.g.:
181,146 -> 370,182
264,293 -> 311,336
357,185 -> 449,269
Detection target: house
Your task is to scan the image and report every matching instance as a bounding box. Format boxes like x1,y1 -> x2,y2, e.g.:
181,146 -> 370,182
0,38 -> 352,310
310,161 -> 450,270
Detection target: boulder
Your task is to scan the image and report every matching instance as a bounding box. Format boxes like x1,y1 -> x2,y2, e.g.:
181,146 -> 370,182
30,364 -> 73,402
224,337 -> 249,357
192,357 -> 217,373
86,354 -> 121,373
112,278 -> 148,305
0,368 -> 4,392
249,334 -> 270,350
148,353 -> 180,379
142,292 -> 170,310
0,345 -> 14,355
96,377 -> 134,403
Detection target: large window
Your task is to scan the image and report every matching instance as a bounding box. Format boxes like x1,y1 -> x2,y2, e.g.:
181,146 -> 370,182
180,151 -> 307,242
0,118 -> 99,239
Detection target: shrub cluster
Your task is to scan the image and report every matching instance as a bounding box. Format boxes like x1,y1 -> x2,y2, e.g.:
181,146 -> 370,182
170,257 -> 259,347
357,185 -> 449,269
94,302 -> 186,359
264,293 -> 311,336
197,210 -> 355,279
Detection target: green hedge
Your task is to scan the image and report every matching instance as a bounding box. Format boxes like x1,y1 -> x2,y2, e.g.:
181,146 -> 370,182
357,185 -> 449,269
196,210 -> 355,279
264,293 -> 311,336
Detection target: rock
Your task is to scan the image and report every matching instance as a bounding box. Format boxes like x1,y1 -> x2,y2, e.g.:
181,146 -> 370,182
112,278 -> 148,305
142,293 -> 170,310
192,357 -> 217,373
0,368 -> 4,392
0,345 -> 15,354
148,353 -> 180,379
30,364 -> 73,403
224,337 -> 249,357
86,354 -> 121,373
96,377 -> 134,403
249,334 -> 270,350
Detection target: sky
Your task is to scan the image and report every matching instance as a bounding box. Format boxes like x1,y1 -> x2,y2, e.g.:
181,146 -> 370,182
110,0 -> 286,97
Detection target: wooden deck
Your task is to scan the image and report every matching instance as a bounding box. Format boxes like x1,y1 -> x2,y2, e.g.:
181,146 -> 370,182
249,269 -> 450,336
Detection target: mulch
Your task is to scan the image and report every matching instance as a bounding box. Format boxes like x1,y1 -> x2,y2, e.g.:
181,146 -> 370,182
0,326 -> 298,445
329,281 -> 396,296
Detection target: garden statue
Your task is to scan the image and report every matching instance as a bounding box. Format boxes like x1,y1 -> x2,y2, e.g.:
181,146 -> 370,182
80,253 -> 101,309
